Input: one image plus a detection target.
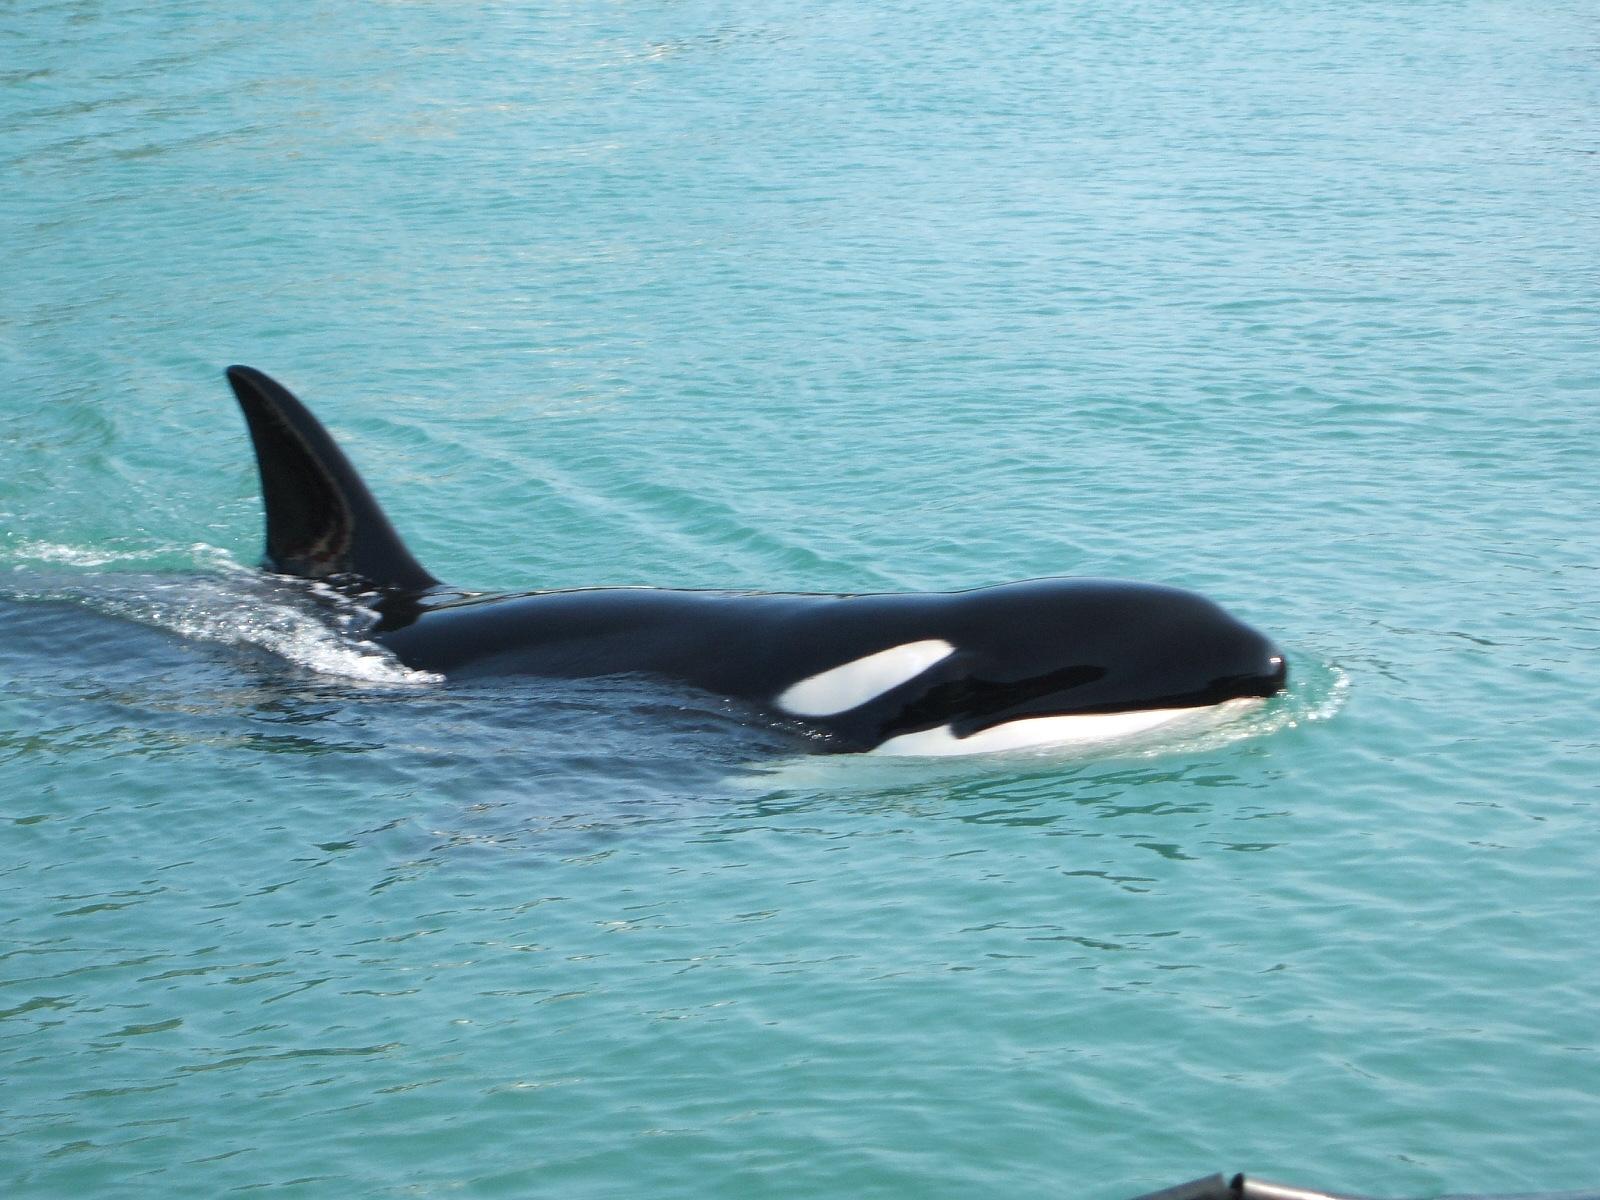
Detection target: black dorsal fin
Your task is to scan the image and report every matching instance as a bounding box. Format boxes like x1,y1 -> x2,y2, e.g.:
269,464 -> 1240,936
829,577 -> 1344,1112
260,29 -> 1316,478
226,365 -> 439,595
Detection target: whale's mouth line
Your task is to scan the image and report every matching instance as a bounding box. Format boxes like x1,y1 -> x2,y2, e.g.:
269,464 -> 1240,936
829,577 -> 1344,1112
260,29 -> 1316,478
932,662 -> 1289,740
857,654 -> 1290,755
1211,659 -> 1289,701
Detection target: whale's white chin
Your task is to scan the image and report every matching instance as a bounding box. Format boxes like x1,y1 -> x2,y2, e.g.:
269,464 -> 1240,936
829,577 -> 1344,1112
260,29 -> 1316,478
868,699 -> 1261,757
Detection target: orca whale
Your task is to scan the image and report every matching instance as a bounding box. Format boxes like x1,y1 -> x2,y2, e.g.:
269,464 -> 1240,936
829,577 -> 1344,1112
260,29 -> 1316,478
224,366 -> 1287,755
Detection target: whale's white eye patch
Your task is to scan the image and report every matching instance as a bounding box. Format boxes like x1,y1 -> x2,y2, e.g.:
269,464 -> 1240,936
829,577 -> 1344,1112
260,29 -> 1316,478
777,639 -> 955,717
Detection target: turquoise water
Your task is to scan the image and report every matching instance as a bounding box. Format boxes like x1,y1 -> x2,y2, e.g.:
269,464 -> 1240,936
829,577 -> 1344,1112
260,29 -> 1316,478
3,1 -> 1598,1196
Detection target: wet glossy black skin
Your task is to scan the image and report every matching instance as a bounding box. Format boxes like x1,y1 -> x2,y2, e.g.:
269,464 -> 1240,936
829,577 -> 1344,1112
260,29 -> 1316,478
223,365 -> 1287,755
369,578 -> 1286,752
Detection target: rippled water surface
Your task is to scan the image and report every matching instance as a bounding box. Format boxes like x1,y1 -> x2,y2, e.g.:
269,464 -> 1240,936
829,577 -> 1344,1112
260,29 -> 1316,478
3,2 -> 1598,1197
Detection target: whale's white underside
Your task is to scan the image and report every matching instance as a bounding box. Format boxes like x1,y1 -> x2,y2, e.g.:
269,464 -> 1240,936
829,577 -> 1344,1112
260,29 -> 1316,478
874,706 -> 1180,756
872,698 -> 1262,757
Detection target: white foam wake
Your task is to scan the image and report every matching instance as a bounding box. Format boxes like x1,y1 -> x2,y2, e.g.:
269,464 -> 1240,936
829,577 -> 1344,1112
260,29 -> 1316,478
2,542 -> 440,686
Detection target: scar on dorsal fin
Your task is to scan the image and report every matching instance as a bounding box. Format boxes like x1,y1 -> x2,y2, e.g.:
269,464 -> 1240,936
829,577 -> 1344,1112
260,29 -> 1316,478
226,365 -> 438,596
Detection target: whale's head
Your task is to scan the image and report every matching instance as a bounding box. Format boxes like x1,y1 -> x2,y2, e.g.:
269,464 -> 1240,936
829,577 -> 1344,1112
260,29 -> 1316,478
1021,579 -> 1288,713
779,579 -> 1287,755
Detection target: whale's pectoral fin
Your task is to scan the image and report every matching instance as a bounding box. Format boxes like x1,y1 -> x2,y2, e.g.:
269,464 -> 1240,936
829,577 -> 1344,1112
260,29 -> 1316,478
225,365 -> 438,596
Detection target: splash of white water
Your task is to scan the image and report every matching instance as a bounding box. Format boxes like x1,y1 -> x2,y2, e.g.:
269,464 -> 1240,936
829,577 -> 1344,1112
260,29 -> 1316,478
3,542 -> 439,686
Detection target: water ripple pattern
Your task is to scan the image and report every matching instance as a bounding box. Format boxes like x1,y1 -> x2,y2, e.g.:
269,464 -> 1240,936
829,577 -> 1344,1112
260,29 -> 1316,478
2,2 -> 1598,1198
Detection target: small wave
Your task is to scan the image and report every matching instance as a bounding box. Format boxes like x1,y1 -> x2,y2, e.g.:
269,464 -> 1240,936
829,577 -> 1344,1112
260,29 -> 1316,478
2,543 -> 439,686
7,539 -> 238,571
1110,657 -> 1349,760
